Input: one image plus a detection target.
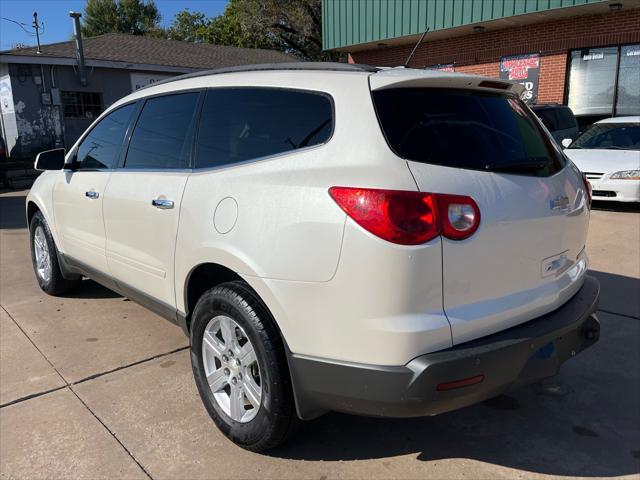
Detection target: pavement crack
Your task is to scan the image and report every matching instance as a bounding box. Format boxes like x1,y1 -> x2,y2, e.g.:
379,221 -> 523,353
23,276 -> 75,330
70,346 -> 189,387
68,385 -> 155,480
2,305 -> 185,479
596,308 -> 639,320
0,385 -> 68,409
1,304 -> 69,384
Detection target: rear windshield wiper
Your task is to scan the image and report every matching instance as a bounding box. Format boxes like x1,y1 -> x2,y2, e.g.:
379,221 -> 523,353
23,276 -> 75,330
484,160 -> 551,173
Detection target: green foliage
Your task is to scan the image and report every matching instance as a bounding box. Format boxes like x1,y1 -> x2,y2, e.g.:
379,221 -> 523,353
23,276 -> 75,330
165,9 -> 210,42
82,0 -> 161,37
228,0 -> 338,60
167,0 -> 341,60
81,0 -> 343,61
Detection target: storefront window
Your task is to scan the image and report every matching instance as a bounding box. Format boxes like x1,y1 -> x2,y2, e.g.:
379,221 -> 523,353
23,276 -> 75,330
567,47 -> 618,116
567,44 -> 640,120
616,44 -> 640,116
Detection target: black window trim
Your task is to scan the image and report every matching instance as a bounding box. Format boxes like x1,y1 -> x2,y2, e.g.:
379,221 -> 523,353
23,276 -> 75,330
191,86 -> 336,172
118,88 -> 205,171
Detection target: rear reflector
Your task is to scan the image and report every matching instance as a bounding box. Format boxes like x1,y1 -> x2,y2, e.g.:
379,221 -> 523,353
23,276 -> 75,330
329,187 -> 481,245
436,375 -> 485,391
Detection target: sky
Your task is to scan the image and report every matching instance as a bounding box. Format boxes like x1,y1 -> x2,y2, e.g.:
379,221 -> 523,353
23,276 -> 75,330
0,0 -> 228,51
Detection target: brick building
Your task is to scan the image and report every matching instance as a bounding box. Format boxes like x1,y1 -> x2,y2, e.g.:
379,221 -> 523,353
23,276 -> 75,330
322,0 -> 640,129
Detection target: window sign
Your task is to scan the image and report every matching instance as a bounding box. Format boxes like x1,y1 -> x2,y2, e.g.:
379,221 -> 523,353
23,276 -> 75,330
130,72 -> 173,91
0,75 -> 14,114
567,47 -> 618,116
616,44 -> 640,115
500,53 -> 540,104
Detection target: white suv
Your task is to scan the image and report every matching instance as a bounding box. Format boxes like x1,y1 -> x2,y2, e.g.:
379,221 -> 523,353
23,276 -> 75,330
27,63 -> 600,452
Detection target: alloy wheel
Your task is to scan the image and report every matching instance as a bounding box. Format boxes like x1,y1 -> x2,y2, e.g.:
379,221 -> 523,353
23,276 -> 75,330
202,315 -> 262,423
33,226 -> 51,283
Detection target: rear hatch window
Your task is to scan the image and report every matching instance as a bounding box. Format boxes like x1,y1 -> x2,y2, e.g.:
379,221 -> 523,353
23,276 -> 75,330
372,88 -> 565,177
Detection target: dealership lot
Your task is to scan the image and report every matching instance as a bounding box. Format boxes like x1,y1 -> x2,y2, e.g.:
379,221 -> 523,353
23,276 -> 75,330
1,189 -> 638,479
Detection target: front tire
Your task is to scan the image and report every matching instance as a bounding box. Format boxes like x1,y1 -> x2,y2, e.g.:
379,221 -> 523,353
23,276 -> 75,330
190,281 -> 298,452
29,211 -> 81,295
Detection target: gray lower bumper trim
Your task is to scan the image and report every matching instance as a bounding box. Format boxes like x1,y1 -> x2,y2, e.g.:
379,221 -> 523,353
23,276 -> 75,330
289,276 -> 600,420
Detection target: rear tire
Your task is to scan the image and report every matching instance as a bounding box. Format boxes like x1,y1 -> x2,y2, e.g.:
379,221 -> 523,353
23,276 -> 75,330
29,211 -> 81,295
190,281 -> 298,452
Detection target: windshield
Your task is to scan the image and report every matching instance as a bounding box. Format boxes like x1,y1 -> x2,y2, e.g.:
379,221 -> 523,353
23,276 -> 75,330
372,88 -> 564,177
569,123 -> 640,151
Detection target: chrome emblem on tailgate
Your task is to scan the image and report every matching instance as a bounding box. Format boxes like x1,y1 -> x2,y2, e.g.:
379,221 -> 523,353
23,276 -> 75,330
549,195 -> 570,211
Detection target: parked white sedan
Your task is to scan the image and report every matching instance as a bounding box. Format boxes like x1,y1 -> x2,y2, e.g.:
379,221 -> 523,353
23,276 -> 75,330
563,117 -> 640,202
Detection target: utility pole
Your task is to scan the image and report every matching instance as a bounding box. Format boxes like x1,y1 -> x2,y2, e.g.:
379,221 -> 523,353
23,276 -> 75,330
33,11 -> 42,54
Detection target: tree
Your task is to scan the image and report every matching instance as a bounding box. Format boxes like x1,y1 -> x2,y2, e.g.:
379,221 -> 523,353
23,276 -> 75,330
82,0 -> 161,37
166,1 -> 276,50
167,0 -> 341,61
230,0 -> 339,61
165,9 -> 210,43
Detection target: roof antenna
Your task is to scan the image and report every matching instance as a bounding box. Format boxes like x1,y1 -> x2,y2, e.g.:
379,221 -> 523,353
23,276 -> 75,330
403,27 -> 429,68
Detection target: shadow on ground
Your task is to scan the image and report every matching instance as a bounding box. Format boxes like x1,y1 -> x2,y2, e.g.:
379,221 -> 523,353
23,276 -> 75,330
588,270 -> 640,319
0,195 -> 26,229
269,271 -> 640,477
591,200 -> 640,213
63,279 -> 123,299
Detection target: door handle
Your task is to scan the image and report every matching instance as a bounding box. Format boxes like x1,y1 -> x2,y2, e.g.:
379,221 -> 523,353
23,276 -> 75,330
152,199 -> 174,210
85,191 -> 99,199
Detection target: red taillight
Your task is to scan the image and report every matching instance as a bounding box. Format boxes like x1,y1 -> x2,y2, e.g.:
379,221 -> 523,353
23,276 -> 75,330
436,193 -> 481,240
436,374 -> 485,391
328,187 -> 480,245
582,173 -> 592,208
328,187 -> 439,245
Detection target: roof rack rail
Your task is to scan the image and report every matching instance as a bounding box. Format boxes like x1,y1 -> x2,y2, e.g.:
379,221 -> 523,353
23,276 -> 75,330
141,62 -> 380,90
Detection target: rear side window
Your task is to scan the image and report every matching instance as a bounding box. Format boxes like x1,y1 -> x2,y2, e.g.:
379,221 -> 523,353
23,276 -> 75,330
373,88 -> 564,176
194,88 -> 333,169
124,92 -> 199,169
76,103 -> 135,169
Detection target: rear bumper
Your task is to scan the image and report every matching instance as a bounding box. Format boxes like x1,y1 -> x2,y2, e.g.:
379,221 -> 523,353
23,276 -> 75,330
289,275 -> 600,420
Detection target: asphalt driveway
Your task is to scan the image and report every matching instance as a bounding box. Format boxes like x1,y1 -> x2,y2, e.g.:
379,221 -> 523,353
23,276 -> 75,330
1,189 -> 639,479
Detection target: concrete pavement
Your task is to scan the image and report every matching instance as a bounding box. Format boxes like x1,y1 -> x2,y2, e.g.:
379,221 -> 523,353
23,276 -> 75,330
1,190 -> 639,479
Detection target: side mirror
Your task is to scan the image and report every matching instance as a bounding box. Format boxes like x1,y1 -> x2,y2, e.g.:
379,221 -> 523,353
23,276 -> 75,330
34,148 -> 66,171
561,138 -> 573,148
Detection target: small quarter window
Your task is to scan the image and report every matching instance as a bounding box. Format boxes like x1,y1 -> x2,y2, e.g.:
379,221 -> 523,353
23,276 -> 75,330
195,88 -> 333,169
75,103 -> 135,169
124,93 -> 199,169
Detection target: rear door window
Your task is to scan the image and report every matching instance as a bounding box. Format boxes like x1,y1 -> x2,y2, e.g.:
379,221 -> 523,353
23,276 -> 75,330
124,92 -> 199,169
372,88 -> 564,176
194,88 -> 333,169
